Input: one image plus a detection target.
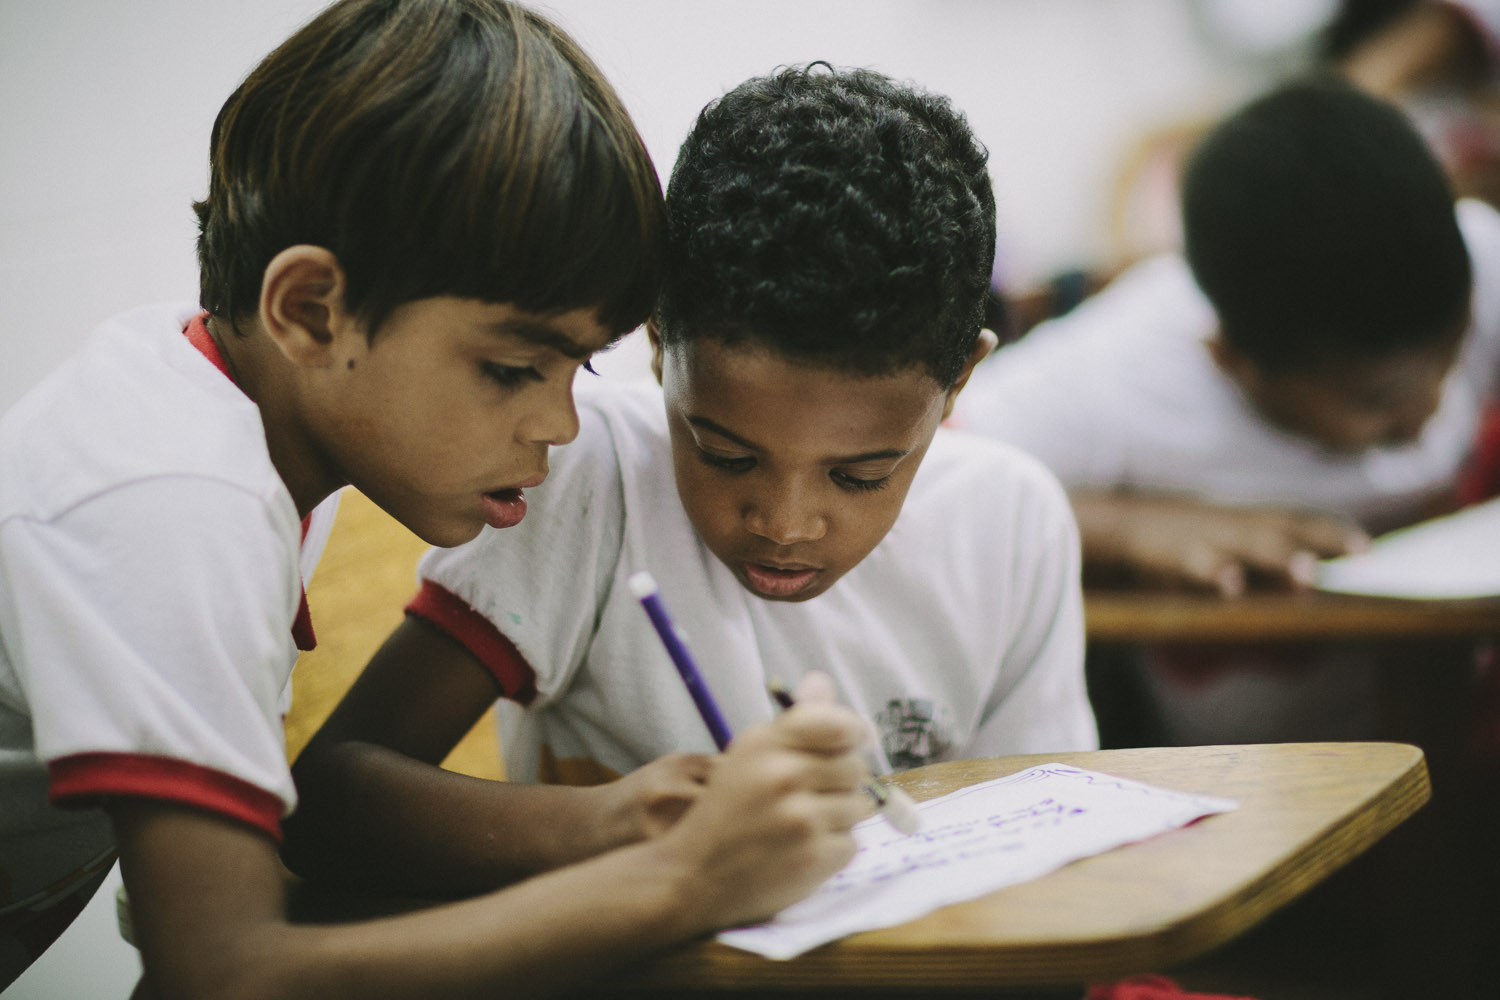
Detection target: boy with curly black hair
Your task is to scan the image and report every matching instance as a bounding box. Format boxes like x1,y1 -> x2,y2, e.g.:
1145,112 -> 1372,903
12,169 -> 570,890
285,64 -> 1098,894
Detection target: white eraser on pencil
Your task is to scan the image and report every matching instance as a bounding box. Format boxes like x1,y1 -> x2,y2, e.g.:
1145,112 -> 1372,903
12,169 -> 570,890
872,781 -> 922,835
628,571 -> 658,598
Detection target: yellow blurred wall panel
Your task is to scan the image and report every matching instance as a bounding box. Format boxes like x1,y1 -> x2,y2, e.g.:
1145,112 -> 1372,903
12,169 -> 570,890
285,488 -> 504,780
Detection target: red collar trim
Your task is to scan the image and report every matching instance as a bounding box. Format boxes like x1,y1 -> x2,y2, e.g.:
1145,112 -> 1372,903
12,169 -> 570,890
183,312 -> 239,386
184,313 -> 317,652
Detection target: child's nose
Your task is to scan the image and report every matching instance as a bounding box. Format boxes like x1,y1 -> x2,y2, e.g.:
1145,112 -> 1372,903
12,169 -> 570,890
519,384 -> 580,446
744,488 -> 826,545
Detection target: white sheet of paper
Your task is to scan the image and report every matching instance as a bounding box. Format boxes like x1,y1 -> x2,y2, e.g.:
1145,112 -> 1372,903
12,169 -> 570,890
716,763 -> 1239,960
1317,496 -> 1500,599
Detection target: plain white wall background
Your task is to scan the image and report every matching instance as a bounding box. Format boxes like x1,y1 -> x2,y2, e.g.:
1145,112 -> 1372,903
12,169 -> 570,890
0,0 -> 1288,412
0,2 -> 1309,996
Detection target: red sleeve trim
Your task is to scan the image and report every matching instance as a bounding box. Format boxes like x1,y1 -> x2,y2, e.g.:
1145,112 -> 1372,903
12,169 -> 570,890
48,752 -> 285,843
406,580 -> 538,705
1460,400 -> 1500,506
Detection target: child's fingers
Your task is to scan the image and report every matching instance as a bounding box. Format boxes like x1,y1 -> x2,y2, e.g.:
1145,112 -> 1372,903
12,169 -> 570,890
1285,513 -> 1370,557
1213,561 -> 1246,598
765,779 -> 872,842
606,753 -> 718,843
767,701 -> 871,755
792,669 -> 837,704
1179,543 -> 1245,597
1227,536 -> 1313,589
814,787 -> 878,832
659,751 -> 715,784
1287,550 -> 1319,589
796,750 -> 875,795
1235,515 -> 1361,589
720,720 -> 871,807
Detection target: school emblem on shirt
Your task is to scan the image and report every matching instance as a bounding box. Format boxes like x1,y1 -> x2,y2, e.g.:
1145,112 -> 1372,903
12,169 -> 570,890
876,697 -> 951,769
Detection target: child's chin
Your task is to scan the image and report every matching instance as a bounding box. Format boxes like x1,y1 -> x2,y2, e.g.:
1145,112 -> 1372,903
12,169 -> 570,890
412,514 -> 488,549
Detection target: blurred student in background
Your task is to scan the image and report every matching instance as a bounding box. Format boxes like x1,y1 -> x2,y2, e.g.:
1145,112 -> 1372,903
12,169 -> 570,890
1326,0 -> 1500,209
955,73 -> 1500,993
960,75 -> 1500,617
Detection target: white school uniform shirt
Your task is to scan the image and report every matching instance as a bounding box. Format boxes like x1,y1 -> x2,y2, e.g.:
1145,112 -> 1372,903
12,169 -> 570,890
0,303 -> 336,928
411,379 -> 1098,785
955,200 -> 1500,528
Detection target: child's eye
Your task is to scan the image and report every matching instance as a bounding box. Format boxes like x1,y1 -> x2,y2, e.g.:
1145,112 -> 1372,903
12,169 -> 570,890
481,362 -> 544,389
832,471 -> 891,493
582,359 -> 600,376
696,448 -> 755,473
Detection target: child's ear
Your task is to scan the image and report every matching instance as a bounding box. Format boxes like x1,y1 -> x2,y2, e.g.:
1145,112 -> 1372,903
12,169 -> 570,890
646,317 -> 665,385
1205,330 -> 1263,393
259,246 -> 354,366
941,328 -> 1000,420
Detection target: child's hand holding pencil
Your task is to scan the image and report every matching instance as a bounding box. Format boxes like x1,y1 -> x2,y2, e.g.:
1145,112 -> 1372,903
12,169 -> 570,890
767,676 -> 922,835
630,571 -> 920,837
654,669 -> 875,928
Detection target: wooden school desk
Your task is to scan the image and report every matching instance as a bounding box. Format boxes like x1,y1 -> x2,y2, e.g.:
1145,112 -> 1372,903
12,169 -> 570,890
600,741 -> 1429,995
1078,588 -> 1499,996
1083,589 -> 1500,643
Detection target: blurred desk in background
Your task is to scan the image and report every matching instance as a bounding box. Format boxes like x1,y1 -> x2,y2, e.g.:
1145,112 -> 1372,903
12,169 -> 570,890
1084,590 -> 1500,643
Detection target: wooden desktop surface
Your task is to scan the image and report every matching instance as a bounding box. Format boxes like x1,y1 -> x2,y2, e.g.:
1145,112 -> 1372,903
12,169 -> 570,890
608,741 -> 1428,994
1084,589 -> 1500,643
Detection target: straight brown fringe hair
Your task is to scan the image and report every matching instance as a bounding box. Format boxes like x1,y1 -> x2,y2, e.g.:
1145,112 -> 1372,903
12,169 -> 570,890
195,0 -> 664,338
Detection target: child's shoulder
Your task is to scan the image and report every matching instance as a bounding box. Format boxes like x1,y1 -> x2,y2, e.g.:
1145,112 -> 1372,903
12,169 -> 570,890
1460,198 -> 1500,304
915,428 -> 1074,527
1,302 -> 275,521
850,429 -> 1076,616
1452,199 -> 1500,391
2,303 -> 194,429
984,254 -> 1211,378
1458,196 -> 1500,246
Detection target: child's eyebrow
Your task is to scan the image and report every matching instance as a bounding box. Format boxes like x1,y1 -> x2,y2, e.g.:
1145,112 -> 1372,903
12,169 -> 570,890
484,319 -> 598,360
688,416 -> 910,463
689,416 -> 758,449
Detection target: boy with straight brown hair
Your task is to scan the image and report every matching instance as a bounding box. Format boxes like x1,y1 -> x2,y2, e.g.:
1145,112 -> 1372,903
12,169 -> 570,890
0,3 -> 871,997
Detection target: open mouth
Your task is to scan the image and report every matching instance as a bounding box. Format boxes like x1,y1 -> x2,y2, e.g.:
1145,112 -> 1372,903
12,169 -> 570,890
743,562 -> 819,598
481,488 -> 527,529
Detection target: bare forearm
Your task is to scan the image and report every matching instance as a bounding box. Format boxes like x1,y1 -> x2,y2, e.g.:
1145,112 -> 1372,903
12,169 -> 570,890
262,844 -> 702,1000
284,741 -> 628,897
1068,489 -> 1133,569
124,696 -> 870,1000
1066,488 -> 1367,593
128,833 -> 703,1000
1069,488 -> 1161,589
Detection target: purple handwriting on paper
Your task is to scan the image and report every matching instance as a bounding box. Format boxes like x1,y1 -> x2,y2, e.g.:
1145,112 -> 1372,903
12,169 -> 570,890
717,763 -> 1240,961
822,797 -> 1094,893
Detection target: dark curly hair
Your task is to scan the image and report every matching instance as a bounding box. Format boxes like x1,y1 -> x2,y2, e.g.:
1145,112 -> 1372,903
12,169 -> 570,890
656,64 -> 996,388
195,0 -> 664,339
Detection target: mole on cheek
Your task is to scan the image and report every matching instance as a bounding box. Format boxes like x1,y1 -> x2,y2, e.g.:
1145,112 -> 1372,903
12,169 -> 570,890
346,359 -> 356,370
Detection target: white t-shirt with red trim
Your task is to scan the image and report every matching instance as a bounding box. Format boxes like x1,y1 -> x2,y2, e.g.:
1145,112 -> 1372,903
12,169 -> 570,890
0,303 -> 336,934
410,380 -> 1098,786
